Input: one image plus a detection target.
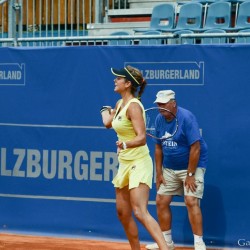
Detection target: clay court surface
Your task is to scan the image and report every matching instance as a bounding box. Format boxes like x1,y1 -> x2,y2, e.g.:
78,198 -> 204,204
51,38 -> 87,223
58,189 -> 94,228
0,233 -> 196,250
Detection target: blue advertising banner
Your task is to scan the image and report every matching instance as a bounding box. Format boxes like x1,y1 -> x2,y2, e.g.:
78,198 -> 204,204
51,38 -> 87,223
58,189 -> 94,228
0,63 -> 25,85
0,45 -> 250,248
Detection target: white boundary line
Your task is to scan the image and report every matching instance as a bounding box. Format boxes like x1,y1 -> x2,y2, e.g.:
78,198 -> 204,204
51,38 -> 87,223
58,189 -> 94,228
0,193 -> 185,206
0,123 -> 105,129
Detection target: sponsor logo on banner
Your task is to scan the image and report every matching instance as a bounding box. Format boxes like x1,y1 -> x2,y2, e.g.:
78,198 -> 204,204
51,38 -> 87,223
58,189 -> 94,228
0,147 -> 118,182
125,61 -> 204,86
238,239 -> 250,247
0,63 -> 26,86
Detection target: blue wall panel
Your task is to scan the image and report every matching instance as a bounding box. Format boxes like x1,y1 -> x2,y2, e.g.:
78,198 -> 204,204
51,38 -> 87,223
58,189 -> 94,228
0,45 -> 250,248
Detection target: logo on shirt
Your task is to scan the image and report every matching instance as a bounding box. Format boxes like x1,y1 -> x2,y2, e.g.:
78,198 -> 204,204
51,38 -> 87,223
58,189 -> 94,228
117,116 -> 122,121
162,139 -> 178,149
161,131 -> 172,139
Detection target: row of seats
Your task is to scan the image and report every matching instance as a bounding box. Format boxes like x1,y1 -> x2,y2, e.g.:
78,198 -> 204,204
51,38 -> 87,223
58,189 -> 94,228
108,28 -> 250,45
176,28 -> 250,44
107,0 -> 250,45
134,1 -> 250,33
108,31 -> 165,45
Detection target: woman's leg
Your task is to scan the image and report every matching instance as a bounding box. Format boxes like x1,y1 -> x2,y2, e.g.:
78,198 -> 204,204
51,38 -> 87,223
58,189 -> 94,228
130,183 -> 168,250
116,186 -> 140,250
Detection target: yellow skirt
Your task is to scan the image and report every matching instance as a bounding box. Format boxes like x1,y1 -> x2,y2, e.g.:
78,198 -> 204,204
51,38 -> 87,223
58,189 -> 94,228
112,154 -> 153,189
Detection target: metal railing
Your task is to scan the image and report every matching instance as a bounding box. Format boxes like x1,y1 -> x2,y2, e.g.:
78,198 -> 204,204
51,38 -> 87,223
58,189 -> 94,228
0,0 -> 175,47
1,0 -> 250,47
0,0 -> 98,46
179,32 -> 250,44
8,33 -> 176,46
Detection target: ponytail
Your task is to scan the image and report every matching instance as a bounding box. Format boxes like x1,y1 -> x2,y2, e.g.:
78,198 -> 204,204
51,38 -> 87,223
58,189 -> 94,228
137,78 -> 147,102
126,65 -> 147,101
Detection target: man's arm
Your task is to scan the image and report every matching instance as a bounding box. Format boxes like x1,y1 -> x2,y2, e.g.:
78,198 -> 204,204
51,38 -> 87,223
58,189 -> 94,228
155,143 -> 166,190
185,140 -> 200,192
187,140 -> 200,174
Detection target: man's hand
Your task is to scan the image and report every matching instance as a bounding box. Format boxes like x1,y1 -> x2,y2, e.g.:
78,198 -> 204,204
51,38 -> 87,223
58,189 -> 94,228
185,176 -> 197,193
156,174 -> 166,190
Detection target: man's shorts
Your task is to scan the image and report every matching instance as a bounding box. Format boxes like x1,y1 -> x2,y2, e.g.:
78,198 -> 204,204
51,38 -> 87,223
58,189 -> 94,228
112,154 -> 153,190
157,168 -> 206,199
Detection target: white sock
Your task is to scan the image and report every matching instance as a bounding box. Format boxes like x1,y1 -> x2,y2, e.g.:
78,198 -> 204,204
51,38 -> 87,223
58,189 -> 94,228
194,234 -> 203,244
162,230 -> 173,244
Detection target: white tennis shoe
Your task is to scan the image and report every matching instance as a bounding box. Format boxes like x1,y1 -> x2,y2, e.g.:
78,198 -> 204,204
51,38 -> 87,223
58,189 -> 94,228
195,241 -> 206,250
145,240 -> 175,250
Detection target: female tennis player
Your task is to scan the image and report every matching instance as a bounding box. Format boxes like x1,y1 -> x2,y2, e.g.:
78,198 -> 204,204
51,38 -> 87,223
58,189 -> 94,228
100,65 -> 168,250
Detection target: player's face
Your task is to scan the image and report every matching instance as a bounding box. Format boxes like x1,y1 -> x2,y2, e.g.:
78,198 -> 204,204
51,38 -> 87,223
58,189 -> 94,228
114,77 -> 127,93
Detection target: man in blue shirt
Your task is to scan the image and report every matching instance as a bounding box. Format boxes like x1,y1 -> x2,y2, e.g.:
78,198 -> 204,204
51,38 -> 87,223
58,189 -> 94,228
146,90 -> 208,250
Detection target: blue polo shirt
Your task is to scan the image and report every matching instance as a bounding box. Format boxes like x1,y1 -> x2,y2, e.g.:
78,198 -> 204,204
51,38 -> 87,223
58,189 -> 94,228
155,107 -> 208,170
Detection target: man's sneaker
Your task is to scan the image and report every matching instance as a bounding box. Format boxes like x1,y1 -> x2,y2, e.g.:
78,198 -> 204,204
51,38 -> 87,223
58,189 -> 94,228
145,241 -> 175,250
167,241 -> 175,250
195,241 -> 206,250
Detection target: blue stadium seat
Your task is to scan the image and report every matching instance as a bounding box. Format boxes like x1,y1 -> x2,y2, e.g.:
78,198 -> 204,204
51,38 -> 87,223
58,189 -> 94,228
231,1 -> 250,30
173,29 -> 195,44
175,2 -> 203,31
108,31 -> 131,45
236,29 -> 250,43
134,3 -> 176,33
138,30 -> 162,45
202,2 -> 231,30
188,0 -> 216,26
201,28 -> 227,44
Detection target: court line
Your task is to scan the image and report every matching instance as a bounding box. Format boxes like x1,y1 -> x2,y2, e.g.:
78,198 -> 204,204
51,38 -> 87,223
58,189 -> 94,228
0,193 -> 185,206
0,123 -> 104,129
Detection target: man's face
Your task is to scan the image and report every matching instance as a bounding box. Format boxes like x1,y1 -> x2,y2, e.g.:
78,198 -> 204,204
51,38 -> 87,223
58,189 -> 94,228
156,101 -> 176,120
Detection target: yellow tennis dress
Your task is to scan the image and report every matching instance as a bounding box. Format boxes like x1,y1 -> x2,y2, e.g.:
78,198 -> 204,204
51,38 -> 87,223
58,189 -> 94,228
112,98 -> 153,189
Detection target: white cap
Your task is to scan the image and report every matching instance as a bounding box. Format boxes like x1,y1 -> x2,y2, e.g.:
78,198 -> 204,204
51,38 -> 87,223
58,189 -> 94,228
154,90 -> 175,103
